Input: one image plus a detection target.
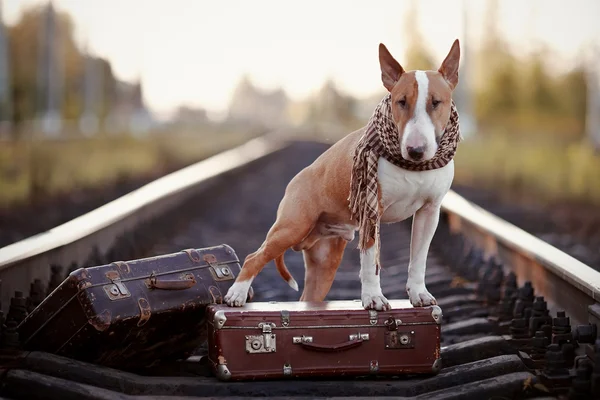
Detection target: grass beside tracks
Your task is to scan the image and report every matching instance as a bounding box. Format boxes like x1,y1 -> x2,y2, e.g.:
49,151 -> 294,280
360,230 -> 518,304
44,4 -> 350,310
4,124 -> 597,211
453,131 -> 600,207
290,124 -> 600,208
0,128 -> 258,208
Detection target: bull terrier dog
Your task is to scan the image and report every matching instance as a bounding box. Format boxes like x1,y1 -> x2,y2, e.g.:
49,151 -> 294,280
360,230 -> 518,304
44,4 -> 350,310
225,39 -> 461,310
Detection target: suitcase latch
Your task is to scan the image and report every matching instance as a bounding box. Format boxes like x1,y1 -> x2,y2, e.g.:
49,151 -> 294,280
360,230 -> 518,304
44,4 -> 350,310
385,330 -> 415,349
245,322 -> 276,354
211,265 -> 232,280
384,317 -> 402,330
281,310 -> 290,327
205,254 -> 235,281
384,316 -> 415,349
103,275 -> 131,300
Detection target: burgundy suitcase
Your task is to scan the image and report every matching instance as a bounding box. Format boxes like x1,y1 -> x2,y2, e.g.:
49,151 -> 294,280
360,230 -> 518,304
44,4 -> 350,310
17,244 -> 252,370
206,299 -> 442,381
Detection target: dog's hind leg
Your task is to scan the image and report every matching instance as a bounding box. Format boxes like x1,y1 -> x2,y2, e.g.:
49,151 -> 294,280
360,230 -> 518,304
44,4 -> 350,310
224,211 -> 315,307
299,237 -> 347,302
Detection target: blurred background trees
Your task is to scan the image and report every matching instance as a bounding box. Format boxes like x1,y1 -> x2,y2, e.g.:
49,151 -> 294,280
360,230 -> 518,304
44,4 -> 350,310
0,0 -> 598,208
0,1 -> 593,143
1,2 -> 148,138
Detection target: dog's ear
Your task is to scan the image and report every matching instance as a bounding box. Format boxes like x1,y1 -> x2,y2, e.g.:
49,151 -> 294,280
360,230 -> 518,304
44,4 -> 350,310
379,43 -> 404,92
438,39 -> 460,89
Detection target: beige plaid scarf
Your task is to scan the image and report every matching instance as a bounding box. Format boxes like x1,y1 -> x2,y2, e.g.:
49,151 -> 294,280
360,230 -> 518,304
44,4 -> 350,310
347,93 -> 462,274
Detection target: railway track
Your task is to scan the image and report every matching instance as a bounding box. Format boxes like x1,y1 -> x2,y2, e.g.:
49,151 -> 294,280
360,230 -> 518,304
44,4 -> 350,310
0,134 -> 599,399
451,185 -> 600,272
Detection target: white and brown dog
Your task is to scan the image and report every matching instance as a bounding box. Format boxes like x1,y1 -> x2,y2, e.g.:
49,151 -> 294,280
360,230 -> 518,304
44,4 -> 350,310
225,39 -> 461,310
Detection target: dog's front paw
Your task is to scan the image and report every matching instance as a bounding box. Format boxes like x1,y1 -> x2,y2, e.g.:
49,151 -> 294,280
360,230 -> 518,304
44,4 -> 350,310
406,282 -> 437,307
224,281 -> 251,307
361,290 -> 391,311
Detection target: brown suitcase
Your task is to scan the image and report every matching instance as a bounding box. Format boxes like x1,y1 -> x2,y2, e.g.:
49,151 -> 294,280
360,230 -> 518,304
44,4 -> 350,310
17,244 -> 252,370
206,299 -> 442,381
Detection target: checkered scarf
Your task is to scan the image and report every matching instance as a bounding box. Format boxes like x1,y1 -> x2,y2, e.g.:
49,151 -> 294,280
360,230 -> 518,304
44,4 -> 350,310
347,93 -> 462,274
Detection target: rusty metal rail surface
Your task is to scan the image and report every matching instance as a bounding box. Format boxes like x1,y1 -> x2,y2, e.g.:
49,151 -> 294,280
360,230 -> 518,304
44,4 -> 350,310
0,137 -> 599,399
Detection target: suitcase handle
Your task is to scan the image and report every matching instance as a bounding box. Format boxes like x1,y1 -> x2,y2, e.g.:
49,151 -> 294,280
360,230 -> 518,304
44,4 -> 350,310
147,275 -> 196,290
299,338 -> 363,353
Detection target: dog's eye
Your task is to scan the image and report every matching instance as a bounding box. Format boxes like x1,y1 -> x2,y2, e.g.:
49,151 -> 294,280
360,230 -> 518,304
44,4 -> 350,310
397,99 -> 406,108
432,99 -> 441,108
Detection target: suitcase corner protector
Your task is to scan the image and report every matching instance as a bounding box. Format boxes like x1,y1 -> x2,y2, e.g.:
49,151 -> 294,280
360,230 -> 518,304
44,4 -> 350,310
216,363 -> 232,381
431,305 -> 442,324
213,309 -> 227,329
221,243 -> 239,258
432,357 -> 442,373
67,267 -> 92,287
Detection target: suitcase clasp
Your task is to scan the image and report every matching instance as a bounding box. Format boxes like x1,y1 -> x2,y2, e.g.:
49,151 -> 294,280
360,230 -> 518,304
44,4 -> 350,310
211,266 -> 232,280
103,273 -> 131,301
245,322 -> 277,354
385,329 -> 415,349
385,316 -> 415,349
384,317 -> 402,330
281,310 -> 290,327
205,254 -> 235,282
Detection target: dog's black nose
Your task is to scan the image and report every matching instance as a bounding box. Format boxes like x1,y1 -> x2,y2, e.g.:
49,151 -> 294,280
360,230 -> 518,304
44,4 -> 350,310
407,146 -> 425,160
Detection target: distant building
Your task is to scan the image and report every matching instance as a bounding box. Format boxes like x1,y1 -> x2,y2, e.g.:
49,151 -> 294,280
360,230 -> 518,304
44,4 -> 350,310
354,91 -> 386,122
227,76 -> 290,129
283,79 -> 364,138
105,78 -> 154,135
162,105 -> 210,134
173,106 -> 208,124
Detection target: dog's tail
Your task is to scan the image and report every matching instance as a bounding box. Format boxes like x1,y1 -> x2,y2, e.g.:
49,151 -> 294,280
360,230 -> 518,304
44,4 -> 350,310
275,253 -> 299,291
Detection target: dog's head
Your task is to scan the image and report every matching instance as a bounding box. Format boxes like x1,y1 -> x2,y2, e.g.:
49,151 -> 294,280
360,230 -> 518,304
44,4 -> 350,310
378,39 -> 460,162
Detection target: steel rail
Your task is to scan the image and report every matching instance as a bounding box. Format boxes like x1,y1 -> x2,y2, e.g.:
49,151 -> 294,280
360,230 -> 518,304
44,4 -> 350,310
441,190 -> 600,327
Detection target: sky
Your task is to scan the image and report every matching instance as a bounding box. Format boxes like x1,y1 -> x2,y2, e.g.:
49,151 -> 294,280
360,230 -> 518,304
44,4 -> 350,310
3,0 -> 600,119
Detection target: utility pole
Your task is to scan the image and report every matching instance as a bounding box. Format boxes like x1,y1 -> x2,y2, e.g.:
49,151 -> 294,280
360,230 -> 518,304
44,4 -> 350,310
455,0 -> 476,139
0,0 -> 11,136
37,1 -> 64,137
586,44 -> 600,150
80,43 -> 101,136
129,75 -> 152,136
